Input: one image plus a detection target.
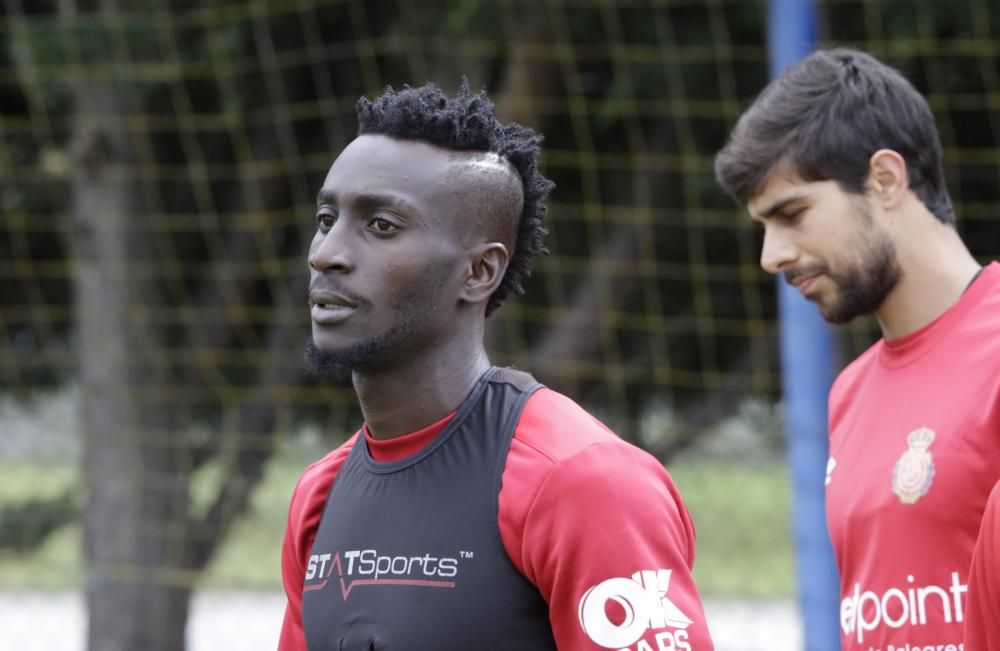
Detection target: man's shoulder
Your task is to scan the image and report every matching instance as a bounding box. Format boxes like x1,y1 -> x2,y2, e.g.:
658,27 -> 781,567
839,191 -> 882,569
290,434 -> 360,508
510,387 -> 665,492
505,389 -> 686,549
514,387 -> 630,463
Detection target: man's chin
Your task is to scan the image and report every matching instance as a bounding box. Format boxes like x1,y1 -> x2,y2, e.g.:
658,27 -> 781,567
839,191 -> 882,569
817,278 -> 895,325
820,305 -> 857,325
304,320 -> 417,382
304,338 -> 358,385
818,292 -> 869,325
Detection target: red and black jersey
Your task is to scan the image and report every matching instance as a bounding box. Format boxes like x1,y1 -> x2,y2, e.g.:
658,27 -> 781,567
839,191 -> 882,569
280,367 -> 714,651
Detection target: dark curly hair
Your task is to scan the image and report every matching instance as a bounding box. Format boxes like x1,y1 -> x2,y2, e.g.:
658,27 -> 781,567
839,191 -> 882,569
356,81 -> 555,316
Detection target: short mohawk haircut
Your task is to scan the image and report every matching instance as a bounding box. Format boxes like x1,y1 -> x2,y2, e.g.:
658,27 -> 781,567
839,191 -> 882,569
356,81 -> 555,316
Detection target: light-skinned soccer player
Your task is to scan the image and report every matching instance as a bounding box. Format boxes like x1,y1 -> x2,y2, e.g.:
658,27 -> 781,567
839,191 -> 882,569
715,48 -> 1000,650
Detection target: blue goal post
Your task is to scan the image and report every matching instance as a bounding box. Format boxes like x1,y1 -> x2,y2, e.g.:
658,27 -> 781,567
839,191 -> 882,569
767,1 -> 842,648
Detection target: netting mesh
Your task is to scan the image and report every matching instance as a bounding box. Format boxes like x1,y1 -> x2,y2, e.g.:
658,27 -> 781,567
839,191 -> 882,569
2,1 -> 1000,648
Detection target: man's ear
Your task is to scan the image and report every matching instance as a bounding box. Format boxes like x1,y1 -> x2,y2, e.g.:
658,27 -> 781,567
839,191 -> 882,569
868,149 -> 909,209
460,242 -> 509,306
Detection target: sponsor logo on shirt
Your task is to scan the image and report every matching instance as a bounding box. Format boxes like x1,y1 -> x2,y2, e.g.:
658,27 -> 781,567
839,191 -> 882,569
840,571 -> 967,644
892,427 -> 936,504
304,548 -> 463,599
578,569 -> 694,650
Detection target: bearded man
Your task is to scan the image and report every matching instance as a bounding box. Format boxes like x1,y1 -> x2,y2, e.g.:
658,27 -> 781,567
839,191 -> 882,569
716,48 -> 1000,650
279,82 -> 716,651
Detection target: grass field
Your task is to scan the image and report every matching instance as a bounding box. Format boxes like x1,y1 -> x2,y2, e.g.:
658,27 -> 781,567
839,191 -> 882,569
669,460 -> 794,597
0,453 -> 793,598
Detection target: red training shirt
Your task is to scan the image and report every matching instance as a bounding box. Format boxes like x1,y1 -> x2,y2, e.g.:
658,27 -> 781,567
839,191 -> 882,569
965,478 -> 1000,650
827,262 -> 1000,650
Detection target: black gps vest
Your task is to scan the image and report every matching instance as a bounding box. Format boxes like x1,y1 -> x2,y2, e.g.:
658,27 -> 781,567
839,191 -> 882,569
301,367 -> 556,651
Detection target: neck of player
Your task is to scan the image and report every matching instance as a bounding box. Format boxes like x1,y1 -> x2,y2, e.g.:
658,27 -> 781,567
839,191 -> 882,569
876,217 -> 981,341
352,330 -> 492,441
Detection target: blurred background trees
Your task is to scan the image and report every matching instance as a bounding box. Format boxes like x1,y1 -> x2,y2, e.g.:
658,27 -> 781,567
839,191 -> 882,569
2,1 -> 1000,649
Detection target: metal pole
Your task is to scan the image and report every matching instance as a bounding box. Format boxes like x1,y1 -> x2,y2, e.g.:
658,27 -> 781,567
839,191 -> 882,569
766,2 -> 842,649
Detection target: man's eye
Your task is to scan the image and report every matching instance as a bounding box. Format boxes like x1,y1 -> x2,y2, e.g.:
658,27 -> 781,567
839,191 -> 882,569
370,217 -> 398,234
316,212 -> 337,231
780,208 -> 806,223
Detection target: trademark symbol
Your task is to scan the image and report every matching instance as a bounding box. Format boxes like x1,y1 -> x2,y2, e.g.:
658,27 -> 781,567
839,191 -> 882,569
459,550 -> 474,559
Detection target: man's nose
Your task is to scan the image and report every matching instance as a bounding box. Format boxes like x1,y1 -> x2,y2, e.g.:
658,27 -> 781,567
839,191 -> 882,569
308,221 -> 354,273
759,226 -> 799,275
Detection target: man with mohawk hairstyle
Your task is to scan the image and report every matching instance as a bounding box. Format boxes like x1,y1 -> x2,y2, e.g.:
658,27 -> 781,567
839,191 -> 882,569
278,81 -> 714,650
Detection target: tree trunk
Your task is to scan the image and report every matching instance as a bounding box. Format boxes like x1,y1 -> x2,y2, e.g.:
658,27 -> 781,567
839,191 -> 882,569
72,86 -> 191,651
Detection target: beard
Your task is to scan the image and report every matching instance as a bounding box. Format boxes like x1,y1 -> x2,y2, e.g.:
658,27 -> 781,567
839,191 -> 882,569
822,239 -> 901,323
304,255 -> 459,382
789,215 -> 902,324
303,276 -> 448,383
304,316 -> 421,384
304,336 -> 372,384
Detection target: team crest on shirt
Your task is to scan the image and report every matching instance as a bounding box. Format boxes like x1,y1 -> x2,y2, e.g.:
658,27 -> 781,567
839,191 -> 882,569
891,427 -> 936,504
